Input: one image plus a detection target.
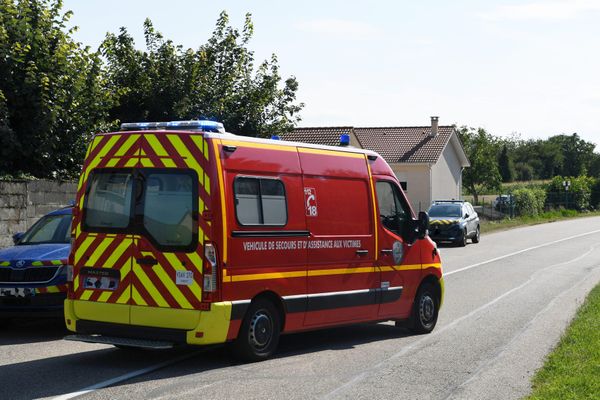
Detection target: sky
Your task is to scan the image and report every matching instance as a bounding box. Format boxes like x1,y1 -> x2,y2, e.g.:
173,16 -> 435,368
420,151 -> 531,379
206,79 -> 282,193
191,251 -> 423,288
63,0 -> 600,148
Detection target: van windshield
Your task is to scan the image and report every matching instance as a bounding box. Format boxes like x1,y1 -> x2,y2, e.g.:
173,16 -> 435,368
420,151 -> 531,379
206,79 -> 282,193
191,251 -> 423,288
428,204 -> 462,218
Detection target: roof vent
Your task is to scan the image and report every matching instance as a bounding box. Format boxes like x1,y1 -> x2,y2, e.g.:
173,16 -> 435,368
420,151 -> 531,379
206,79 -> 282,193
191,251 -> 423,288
430,116 -> 439,137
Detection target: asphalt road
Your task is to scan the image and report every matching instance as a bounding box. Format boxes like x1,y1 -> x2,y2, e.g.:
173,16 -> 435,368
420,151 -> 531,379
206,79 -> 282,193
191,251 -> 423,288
2,217 -> 600,400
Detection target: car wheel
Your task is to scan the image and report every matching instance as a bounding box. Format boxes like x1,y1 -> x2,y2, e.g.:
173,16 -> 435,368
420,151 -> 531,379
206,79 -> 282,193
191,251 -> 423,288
231,299 -> 281,362
408,283 -> 439,334
458,229 -> 467,247
472,225 -> 480,243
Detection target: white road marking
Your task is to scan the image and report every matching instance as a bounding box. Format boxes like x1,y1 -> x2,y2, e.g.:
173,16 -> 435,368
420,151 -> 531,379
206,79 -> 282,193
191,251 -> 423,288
50,349 -> 205,400
443,245 -> 599,399
52,228 -> 600,399
444,228 -> 600,277
324,243 -> 600,398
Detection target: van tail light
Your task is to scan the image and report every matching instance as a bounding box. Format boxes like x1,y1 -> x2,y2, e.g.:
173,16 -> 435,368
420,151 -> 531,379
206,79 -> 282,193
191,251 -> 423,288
65,264 -> 74,282
203,243 -> 218,299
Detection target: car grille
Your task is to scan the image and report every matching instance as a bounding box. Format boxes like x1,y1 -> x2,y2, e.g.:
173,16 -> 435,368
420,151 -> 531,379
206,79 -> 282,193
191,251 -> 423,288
0,267 -> 60,283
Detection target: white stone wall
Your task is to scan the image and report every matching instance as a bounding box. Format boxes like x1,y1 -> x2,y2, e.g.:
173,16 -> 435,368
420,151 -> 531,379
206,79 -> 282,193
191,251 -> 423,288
0,180 -> 76,248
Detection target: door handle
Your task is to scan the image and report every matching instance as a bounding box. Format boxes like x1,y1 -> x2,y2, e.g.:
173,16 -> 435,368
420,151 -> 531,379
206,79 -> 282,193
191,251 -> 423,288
356,249 -> 369,255
137,257 -> 158,266
381,249 -> 393,254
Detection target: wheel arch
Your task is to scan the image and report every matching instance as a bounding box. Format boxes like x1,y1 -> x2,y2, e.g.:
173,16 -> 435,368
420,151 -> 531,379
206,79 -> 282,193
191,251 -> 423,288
417,273 -> 443,309
250,290 -> 286,332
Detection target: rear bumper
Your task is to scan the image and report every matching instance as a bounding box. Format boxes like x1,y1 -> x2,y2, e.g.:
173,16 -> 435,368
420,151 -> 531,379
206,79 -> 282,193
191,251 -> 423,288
64,299 -> 233,346
0,292 -> 66,317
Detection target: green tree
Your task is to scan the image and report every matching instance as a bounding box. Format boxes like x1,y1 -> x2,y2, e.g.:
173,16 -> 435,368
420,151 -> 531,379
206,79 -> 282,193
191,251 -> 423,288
0,0 -> 112,178
102,12 -> 303,137
458,127 -> 502,204
498,144 -> 515,182
548,134 -> 595,177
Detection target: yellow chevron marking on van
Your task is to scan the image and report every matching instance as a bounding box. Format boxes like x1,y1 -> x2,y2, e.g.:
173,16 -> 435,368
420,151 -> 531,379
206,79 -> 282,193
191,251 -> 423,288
164,253 -> 202,300
86,237 -> 113,266
134,268 -> 168,307
155,266 -> 192,309
131,285 -> 148,307
80,289 -> 93,301
75,236 -> 97,264
98,291 -> 112,302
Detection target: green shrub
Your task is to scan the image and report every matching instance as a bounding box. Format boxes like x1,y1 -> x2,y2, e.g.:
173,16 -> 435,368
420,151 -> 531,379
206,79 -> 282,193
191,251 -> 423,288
590,179 -> 600,210
546,176 -> 594,211
513,188 -> 547,216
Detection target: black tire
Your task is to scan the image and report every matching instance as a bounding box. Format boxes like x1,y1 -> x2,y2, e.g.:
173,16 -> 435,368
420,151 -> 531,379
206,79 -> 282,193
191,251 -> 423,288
408,283 -> 439,334
458,229 -> 467,247
472,225 -> 480,243
231,299 -> 281,362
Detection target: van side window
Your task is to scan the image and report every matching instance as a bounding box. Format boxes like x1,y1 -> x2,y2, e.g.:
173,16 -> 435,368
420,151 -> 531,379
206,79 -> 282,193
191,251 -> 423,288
234,177 -> 287,226
375,181 -> 410,237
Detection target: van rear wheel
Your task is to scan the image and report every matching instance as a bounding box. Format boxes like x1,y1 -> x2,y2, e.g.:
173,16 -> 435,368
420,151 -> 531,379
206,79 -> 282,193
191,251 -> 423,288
231,299 -> 280,362
408,283 -> 439,334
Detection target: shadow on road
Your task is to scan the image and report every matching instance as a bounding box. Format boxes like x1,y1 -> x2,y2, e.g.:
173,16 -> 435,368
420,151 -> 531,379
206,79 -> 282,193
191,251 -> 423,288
0,322 -> 414,399
0,317 -> 67,345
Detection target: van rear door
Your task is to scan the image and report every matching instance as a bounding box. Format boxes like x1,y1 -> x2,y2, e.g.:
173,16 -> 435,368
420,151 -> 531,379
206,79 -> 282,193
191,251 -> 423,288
129,132 -> 209,330
73,133 -> 142,324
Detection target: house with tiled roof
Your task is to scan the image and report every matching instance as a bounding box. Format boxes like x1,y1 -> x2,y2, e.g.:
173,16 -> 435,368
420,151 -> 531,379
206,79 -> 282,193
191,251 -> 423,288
281,117 -> 470,212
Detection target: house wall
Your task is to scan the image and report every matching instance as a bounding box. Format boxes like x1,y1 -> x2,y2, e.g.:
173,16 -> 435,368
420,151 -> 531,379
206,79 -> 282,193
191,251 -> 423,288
0,180 -> 76,248
390,164 -> 431,213
431,141 -> 463,202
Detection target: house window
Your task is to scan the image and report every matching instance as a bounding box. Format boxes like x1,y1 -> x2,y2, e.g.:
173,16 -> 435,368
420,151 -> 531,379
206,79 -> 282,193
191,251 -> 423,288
234,177 -> 287,226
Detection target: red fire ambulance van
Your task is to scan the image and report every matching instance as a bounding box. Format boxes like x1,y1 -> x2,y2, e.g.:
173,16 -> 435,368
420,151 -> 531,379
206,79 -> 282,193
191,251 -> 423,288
64,120 -> 443,360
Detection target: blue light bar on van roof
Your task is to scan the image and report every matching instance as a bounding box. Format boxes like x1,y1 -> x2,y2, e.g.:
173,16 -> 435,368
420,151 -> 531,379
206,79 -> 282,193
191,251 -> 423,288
120,120 -> 225,133
340,134 -> 350,146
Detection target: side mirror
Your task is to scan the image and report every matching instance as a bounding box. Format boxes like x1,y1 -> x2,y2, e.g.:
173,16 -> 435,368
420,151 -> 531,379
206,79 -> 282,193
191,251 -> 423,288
464,213 -> 469,219
417,211 -> 429,239
12,232 -> 24,245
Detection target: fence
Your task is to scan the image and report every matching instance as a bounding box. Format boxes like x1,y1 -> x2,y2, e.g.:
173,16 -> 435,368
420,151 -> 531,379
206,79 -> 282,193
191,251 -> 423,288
470,191 -> 600,220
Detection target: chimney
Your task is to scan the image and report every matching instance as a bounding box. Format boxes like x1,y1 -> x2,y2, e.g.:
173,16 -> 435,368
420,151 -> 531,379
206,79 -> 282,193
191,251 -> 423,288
430,116 -> 439,137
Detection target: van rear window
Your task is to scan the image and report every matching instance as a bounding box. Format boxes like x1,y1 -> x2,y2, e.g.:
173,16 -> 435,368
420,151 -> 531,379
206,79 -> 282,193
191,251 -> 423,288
82,168 -> 198,252
84,171 -> 133,229
234,177 -> 287,226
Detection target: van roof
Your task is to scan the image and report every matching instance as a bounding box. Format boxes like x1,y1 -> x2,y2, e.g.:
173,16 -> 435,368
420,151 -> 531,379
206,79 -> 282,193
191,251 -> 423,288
98,128 -> 382,160
203,131 -> 381,159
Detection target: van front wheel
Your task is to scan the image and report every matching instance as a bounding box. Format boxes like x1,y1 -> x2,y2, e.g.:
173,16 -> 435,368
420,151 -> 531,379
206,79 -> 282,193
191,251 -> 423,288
408,283 -> 439,334
232,299 -> 280,362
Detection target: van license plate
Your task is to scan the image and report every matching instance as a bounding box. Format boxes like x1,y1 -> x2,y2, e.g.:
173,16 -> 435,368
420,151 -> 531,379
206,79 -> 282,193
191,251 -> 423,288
80,268 -> 120,291
0,287 -> 36,297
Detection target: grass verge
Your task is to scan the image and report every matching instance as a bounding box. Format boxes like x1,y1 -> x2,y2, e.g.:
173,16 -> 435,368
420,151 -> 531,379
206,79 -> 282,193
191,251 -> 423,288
525,283 -> 600,400
480,210 -> 600,234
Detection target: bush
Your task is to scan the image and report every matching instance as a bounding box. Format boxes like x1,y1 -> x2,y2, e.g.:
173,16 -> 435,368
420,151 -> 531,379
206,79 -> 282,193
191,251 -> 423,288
591,179 -> 600,210
546,176 -> 594,211
513,188 -> 547,216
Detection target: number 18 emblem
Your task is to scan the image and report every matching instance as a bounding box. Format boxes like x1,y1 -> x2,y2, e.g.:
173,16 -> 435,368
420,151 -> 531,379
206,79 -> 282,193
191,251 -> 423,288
304,187 -> 318,217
